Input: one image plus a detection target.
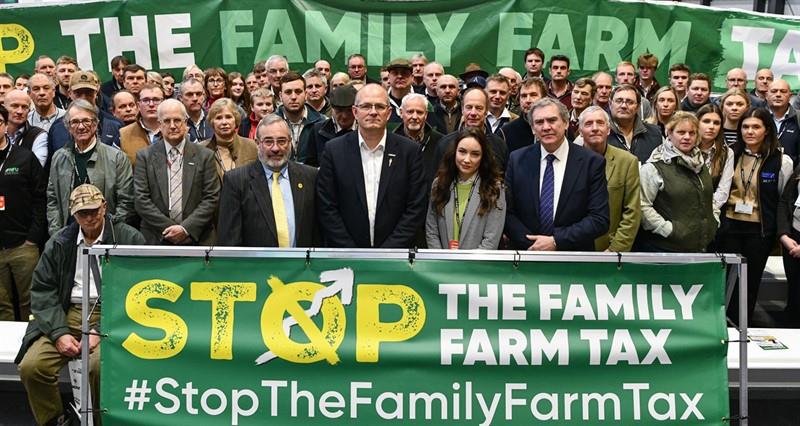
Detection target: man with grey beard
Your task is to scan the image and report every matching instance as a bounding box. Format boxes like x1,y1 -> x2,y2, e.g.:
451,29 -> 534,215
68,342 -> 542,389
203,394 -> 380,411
217,114 -> 319,247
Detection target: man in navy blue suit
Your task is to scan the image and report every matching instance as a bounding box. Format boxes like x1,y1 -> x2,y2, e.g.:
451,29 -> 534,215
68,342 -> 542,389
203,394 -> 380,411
505,98 -> 609,251
317,84 -> 426,248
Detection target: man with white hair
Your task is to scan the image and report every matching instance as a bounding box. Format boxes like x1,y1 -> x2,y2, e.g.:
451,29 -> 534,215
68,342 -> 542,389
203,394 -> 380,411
394,93 -> 444,188
133,99 -> 220,245
27,73 -> 65,132
498,67 -> 522,115
410,53 -> 428,94
575,106 -> 640,252
266,55 -> 289,105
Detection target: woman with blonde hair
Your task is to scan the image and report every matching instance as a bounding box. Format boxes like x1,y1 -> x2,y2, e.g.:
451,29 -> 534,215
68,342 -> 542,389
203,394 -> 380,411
200,98 -> 258,182
720,88 -> 751,147
645,86 -> 679,137
637,111 -> 717,252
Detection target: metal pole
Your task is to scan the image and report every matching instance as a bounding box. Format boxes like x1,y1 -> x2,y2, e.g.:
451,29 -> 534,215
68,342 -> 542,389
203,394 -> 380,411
739,261 -> 748,426
767,0 -> 786,14
80,251 -> 91,426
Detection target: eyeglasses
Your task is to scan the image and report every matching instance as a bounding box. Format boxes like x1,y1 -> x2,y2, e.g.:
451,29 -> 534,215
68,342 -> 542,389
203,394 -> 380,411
207,78 -> 225,86
257,137 -> 290,148
356,103 -> 389,112
612,98 -> 637,107
69,118 -> 97,127
139,97 -> 163,105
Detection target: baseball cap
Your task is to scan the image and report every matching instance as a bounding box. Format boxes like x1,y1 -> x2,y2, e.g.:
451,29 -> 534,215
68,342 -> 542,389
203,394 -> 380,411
465,76 -> 487,89
70,71 -> 100,91
69,184 -> 105,215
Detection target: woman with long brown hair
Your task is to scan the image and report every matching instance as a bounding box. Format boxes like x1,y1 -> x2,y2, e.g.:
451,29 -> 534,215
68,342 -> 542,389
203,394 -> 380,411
426,128 -> 505,249
718,107 -> 793,324
228,71 -> 251,113
696,104 -> 734,216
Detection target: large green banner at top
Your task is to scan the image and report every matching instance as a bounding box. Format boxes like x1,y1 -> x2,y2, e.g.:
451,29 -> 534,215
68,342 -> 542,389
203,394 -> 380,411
101,254 -> 728,424
0,0 -> 798,91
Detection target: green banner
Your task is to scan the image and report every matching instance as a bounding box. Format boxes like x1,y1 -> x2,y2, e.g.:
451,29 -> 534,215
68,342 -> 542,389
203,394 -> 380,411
101,254 -> 728,424
0,0 -> 799,92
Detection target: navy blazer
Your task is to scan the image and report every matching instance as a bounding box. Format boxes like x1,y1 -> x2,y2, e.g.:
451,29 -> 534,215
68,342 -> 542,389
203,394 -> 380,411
317,131 -> 426,248
504,141 -> 609,251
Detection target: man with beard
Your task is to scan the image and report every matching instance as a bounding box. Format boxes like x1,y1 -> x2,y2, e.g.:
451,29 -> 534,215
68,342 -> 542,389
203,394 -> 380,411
275,71 -> 323,163
218,114 -> 318,247
394,93 -> 443,189
27,73 -> 65,132
53,56 -> 77,110
111,90 -> 139,125
134,99 -> 219,245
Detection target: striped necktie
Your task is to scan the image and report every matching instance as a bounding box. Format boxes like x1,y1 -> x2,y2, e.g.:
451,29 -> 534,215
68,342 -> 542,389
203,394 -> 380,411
168,147 -> 183,222
539,154 -> 555,236
272,171 -> 290,247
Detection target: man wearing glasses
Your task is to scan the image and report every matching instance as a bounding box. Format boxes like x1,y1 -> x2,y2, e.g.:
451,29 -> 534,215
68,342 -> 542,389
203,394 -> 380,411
120,82 -> 165,166
134,99 -> 219,245
317,84 -> 426,248
217,114 -> 318,247
607,84 -> 662,164
18,183 -> 144,426
47,99 -> 134,235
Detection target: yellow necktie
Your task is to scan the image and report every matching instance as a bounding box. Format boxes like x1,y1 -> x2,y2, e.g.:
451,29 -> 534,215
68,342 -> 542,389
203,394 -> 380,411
272,171 -> 290,247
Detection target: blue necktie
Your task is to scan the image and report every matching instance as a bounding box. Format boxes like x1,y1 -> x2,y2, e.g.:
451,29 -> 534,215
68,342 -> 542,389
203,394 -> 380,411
539,154 -> 556,236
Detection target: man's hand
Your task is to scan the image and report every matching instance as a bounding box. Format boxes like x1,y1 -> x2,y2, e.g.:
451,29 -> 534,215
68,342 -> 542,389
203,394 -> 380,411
162,225 -> 188,244
55,335 -> 81,357
782,235 -> 800,258
88,332 -> 101,352
526,235 -> 557,251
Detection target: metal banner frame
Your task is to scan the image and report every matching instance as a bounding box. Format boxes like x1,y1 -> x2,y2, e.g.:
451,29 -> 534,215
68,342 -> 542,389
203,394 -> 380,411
78,247 -> 748,425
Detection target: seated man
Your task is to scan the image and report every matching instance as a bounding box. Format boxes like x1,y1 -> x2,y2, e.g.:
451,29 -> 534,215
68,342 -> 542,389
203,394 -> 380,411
17,184 -> 144,426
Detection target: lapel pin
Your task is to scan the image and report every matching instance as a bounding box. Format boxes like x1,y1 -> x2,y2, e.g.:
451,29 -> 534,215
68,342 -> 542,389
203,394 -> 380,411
298,183 -> 303,189
388,153 -> 396,167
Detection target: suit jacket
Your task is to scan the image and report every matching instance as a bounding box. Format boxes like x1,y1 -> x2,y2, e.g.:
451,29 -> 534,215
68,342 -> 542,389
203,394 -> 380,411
133,139 -> 220,245
199,134 -> 259,183
425,176 -> 506,250
317,131 -> 426,248
596,145 -> 641,252
217,160 -> 318,247
120,122 -> 152,167
504,141 -> 609,251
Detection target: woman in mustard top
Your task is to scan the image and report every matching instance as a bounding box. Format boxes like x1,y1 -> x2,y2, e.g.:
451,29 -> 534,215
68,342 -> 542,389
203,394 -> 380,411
425,128 -> 505,249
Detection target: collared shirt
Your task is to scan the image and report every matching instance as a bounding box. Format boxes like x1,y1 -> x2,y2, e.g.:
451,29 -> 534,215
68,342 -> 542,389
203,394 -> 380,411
539,139 -> 570,220
359,131 -> 387,246
187,110 -> 209,143
71,222 -> 105,303
6,124 -> 47,167
286,107 -> 309,152
487,108 -> 513,133
28,107 -> 65,132
265,163 -> 296,247
139,118 -> 161,144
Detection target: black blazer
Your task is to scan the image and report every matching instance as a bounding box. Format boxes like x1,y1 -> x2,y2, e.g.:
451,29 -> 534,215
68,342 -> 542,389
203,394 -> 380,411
317,131 -> 426,248
217,160 -> 319,247
504,142 -> 609,251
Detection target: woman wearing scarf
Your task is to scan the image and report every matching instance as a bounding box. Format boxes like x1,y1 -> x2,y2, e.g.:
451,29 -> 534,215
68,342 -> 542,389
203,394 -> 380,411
200,98 -> 258,183
636,111 -> 717,252
718,107 -> 793,324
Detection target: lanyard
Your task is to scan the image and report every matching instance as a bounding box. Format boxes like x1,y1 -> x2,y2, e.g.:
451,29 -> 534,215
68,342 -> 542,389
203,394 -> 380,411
453,177 -> 478,236
739,154 -> 761,197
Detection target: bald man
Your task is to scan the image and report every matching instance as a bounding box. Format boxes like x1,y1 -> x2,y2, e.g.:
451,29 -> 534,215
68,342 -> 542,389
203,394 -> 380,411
712,68 -> 766,108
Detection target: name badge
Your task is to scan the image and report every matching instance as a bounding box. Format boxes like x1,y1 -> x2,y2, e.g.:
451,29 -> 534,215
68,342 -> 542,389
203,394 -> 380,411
734,202 -> 753,215
0,195 -> 5,211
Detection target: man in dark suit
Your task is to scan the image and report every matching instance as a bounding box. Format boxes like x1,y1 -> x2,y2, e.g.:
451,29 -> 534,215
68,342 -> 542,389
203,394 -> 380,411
218,114 -> 318,247
317,84 -> 426,248
505,98 -> 609,251
134,99 -> 220,245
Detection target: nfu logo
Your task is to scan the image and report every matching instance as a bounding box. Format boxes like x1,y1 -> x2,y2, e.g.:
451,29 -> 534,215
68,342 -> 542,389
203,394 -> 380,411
0,24 -> 34,73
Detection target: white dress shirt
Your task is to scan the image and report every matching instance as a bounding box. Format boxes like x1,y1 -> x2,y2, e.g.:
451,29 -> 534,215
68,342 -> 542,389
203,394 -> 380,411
538,139 -> 570,221
359,131 -> 387,246
71,223 -> 104,303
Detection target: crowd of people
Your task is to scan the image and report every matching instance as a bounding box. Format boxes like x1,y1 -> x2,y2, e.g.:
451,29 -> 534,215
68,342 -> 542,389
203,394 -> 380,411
1,47 -> 800,424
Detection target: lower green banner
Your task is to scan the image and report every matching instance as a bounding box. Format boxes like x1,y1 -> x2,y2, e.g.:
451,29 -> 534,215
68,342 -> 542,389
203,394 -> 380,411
101,255 -> 729,425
